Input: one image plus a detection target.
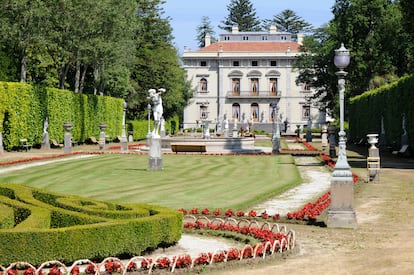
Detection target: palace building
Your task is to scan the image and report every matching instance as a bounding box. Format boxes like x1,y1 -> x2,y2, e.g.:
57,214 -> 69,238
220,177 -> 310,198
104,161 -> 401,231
182,25 -> 325,133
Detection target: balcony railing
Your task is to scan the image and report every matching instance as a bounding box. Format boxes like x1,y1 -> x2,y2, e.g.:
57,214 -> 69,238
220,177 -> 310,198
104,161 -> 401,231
226,90 -> 281,99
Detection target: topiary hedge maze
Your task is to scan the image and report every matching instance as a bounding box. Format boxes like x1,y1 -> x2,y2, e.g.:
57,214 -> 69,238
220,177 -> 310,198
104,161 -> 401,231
0,183 -> 183,266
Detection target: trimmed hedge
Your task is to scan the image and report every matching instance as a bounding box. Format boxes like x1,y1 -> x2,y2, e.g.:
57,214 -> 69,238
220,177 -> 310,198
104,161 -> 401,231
349,74 -> 414,150
0,184 -> 182,265
0,82 -> 124,150
127,115 -> 179,141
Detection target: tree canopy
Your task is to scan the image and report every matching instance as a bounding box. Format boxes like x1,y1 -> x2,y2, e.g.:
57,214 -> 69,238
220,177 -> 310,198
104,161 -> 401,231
294,0 -> 413,118
263,9 -> 313,37
0,0 -> 191,121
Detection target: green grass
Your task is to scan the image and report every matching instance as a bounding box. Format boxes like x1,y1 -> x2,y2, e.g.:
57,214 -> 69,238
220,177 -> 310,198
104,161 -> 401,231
0,154 -> 301,210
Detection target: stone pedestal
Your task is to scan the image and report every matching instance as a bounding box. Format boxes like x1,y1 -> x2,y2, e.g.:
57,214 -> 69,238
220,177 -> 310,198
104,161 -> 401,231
327,165 -> 357,228
99,123 -> 107,150
148,137 -> 162,170
367,134 -> 380,182
63,122 -> 73,154
41,132 -> 50,150
321,125 -> 328,152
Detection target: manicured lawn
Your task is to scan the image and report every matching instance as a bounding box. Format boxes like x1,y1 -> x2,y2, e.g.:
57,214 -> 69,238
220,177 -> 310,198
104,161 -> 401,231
0,154 -> 301,210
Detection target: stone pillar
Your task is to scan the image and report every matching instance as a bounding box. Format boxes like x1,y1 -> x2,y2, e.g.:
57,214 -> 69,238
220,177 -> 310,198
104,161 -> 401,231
148,137 -> 162,170
98,123 -> 107,150
63,122 -> 73,154
306,118 -> 312,142
367,134 -> 380,182
232,119 -> 238,137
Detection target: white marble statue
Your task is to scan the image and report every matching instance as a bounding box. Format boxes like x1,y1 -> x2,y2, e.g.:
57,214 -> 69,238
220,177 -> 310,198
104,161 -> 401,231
148,88 -> 165,138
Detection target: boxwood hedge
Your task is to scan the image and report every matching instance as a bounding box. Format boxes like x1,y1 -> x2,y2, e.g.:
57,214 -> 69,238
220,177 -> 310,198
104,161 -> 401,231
0,184 -> 182,265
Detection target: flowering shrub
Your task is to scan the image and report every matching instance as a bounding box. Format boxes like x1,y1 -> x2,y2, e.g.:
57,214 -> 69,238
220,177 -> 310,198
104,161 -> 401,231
260,211 -> 269,219
236,210 -> 245,217
84,263 -> 96,275
224,209 -> 234,217
201,208 -> 210,215
189,208 -> 198,215
140,258 -> 152,270
287,191 -> 331,221
156,257 -> 171,269
248,210 -> 257,217
173,255 -> 192,268
70,267 -> 79,275
104,261 -> 122,273
126,262 -> 137,272
213,209 -> 221,216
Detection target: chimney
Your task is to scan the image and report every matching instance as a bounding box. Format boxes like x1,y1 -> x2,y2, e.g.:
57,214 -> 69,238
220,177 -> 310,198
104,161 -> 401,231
297,33 -> 304,45
269,25 -> 277,34
232,25 -> 239,34
205,32 -> 211,47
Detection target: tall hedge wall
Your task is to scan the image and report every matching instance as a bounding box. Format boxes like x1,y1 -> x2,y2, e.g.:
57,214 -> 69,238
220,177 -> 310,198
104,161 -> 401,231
0,82 -> 124,150
349,74 -> 414,150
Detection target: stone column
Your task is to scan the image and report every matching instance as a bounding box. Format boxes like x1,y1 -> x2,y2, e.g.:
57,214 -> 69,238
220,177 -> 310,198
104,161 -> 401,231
63,122 -> 73,154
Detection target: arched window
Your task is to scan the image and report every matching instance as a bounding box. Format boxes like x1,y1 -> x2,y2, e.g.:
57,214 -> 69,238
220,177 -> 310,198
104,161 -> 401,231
232,103 -> 240,121
251,103 -> 259,122
200,105 -> 209,119
199,78 -> 208,93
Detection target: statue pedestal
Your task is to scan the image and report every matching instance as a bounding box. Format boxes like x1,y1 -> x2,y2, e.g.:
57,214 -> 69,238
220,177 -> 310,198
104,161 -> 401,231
148,137 -> 162,170
64,132 -> 72,154
41,132 -> 50,150
327,176 -> 357,228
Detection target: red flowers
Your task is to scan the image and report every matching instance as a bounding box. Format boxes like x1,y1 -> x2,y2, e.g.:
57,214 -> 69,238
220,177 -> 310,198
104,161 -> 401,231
287,191 -> 331,221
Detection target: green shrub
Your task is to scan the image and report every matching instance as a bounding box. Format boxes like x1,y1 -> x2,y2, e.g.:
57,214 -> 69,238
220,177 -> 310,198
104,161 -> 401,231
0,184 -> 182,265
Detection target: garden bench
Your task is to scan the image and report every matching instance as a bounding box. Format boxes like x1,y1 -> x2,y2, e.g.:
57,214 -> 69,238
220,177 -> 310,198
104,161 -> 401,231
50,139 -> 63,148
19,138 -> 32,151
171,142 -> 206,153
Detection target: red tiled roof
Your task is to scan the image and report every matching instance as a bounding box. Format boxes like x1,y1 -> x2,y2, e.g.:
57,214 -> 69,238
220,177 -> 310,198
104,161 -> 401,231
197,41 -> 300,53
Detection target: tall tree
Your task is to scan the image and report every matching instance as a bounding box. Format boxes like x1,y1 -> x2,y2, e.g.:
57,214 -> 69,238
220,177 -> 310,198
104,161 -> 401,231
295,0 -> 410,118
219,0 -> 261,32
129,0 -> 192,120
263,9 -> 313,38
0,0 -> 46,82
196,16 -> 216,48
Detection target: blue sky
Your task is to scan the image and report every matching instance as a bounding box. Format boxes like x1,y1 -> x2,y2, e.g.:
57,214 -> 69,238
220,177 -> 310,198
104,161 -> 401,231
164,0 -> 336,52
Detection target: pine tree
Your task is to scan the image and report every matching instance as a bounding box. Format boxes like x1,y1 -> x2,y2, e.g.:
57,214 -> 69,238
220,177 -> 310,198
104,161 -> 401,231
196,16 -> 216,48
219,0 -> 261,32
263,9 -> 313,37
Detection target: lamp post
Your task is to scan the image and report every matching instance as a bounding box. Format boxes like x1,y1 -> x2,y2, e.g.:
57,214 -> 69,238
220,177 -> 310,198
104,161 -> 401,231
120,101 -> 128,152
327,43 -> 357,228
271,102 -> 280,154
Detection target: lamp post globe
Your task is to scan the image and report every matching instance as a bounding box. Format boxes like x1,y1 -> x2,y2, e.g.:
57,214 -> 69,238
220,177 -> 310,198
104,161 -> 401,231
334,43 -> 350,70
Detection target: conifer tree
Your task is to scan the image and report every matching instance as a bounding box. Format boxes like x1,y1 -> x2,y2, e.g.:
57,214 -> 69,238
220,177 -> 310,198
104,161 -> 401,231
219,0 -> 261,32
196,16 -> 216,48
263,9 -> 312,37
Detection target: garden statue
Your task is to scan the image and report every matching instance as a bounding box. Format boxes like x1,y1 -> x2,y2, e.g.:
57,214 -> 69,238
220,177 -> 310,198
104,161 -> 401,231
148,88 -> 165,138
41,117 -> 50,150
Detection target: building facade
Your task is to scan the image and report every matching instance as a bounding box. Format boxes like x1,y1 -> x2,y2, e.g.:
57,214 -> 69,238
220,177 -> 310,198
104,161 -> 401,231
182,26 -> 325,133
